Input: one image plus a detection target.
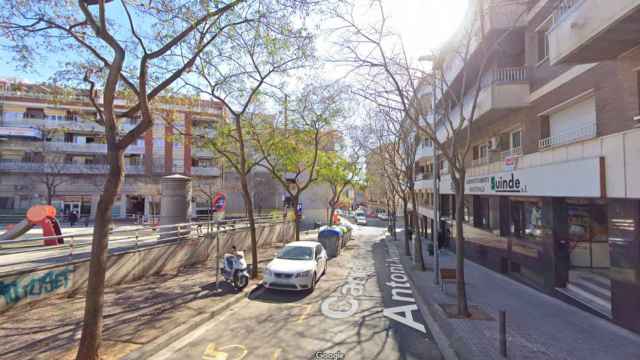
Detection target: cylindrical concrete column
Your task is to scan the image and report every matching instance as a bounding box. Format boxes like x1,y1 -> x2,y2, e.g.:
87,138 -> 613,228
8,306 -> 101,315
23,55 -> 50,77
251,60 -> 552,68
160,174 -> 192,240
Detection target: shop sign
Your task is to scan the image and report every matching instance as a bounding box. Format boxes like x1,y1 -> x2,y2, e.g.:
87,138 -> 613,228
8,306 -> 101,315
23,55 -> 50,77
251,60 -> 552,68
491,173 -> 527,194
440,157 -> 602,198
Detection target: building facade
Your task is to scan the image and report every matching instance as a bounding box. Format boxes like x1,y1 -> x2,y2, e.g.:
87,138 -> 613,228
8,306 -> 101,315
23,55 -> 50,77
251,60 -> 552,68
414,0 -> 640,333
0,80 -> 225,221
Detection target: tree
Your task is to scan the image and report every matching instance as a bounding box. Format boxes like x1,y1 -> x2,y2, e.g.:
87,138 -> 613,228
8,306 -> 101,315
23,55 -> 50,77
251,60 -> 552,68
1,1 -> 258,357
356,107 -> 423,269
26,128 -> 71,205
251,83 -> 344,241
334,0 -> 528,316
318,152 -> 362,226
182,1 -> 315,277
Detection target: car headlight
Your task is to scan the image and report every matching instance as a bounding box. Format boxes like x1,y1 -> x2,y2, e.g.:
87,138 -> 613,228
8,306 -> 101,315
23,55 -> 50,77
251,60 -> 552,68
264,269 -> 273,277
295,270 -> 312,278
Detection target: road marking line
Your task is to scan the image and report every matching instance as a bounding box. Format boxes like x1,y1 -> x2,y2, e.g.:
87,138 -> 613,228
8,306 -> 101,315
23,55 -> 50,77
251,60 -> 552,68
297,304 -> 313,324
149,299 -> 246,360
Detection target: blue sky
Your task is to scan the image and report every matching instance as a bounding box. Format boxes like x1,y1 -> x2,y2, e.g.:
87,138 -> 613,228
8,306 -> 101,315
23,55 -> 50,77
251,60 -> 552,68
0,0 -> 468,84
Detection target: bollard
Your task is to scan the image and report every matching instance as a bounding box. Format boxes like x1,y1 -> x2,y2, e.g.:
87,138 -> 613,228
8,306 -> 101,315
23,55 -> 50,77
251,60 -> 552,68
499,310 -> 507,358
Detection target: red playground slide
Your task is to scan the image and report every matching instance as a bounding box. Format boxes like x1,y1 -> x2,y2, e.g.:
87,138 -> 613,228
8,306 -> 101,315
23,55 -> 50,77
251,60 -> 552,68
0,205 -> 64,245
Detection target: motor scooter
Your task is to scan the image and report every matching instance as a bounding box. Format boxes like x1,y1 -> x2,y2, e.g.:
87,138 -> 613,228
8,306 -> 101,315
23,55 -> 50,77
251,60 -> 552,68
221,250 -> 250,290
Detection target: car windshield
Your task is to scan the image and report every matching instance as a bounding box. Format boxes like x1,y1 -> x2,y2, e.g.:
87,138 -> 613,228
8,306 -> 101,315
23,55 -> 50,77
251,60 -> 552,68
277,246 -> 313,260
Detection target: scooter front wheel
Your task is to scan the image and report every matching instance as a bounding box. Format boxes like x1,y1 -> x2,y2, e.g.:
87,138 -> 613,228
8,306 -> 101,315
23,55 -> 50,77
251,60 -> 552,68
234,274 -> 249,290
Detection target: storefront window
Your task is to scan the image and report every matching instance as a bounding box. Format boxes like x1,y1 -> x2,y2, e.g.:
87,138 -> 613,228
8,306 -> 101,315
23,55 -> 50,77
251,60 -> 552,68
463,195 -> 473,224
511,200 -> 544,241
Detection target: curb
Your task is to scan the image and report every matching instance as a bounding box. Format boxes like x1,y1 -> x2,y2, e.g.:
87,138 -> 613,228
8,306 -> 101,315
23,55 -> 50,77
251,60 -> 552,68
122,284 -> 252,360
385,237 -> 460,360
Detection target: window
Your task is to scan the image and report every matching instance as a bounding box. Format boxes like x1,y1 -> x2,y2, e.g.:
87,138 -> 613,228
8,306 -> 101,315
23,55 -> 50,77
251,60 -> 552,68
0,197 -> 15,210
510,200 -> 544,242
24,108 -> 45,119
479,144 -> 488,159
473,145 -> 479,160
536,17 -> 553,63
64,133 -> 74,143
66,111 -> 79,121
511,130 -> 521,149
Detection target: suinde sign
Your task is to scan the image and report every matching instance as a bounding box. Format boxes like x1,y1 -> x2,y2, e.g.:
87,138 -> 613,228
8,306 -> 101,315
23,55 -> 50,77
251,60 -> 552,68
491,173 -> 527,193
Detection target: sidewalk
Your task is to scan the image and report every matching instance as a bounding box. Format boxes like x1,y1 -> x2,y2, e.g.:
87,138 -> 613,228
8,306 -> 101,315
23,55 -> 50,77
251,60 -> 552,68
391,236 -> 640,360
0,238 -> 301,360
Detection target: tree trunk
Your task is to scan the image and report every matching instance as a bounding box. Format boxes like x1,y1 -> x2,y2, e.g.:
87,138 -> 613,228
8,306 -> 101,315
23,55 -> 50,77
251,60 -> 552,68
239,173 -> 259,279
453,174 -> 470,317
329,206 -> 336,226
76,149 -> 124,360
292,194 -> 300,242
402,199 -> 410,256
410,185 -> 425,271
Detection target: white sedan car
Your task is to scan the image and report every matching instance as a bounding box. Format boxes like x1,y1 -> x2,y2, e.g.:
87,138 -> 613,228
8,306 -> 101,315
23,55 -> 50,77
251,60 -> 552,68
263,241 -> 327,291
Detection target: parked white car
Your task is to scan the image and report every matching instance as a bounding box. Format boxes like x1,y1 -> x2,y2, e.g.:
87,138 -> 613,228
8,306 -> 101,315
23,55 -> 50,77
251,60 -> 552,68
355,214 -> 367,225
377,212 -> 389,221
263,241 -> 327,291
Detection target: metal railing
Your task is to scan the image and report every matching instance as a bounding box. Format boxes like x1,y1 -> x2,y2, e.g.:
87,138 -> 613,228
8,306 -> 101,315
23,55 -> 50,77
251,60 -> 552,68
0,214 -> 285,275
493,67 -> 528,83
0,160 -> 146,174
191,166 -> 221,177
538,122 -> 597,150
472,157 -> 490,167
501,146 -> 522,159
553,0 -> 583,25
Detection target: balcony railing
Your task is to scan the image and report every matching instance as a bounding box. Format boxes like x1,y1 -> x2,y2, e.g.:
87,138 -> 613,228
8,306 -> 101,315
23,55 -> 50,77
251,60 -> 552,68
191,166 -> 220,177
538,122 -> 597,150
472,157 -> 490,167
0,160 -> 147,174
46,141 -> 145,154
493,67 -> 528,83
501,146 -> 522,159
553,0 -> 583,25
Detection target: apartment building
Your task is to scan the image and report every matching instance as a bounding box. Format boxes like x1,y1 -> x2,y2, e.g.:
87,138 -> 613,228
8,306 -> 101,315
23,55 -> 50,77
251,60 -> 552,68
414,0 -> 640,333
0,80 -> 225,220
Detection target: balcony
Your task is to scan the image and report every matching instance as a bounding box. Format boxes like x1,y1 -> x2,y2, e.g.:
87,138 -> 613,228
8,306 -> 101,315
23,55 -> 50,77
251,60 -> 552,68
444,67 -> 529,131
416,144 -> 434,159
191,166 -> 221,177
472,157 -> 490,167
46,141 -> 145,155
548,0 -> 640,65
538,122 -> 597,150
0,160 -> 147,174
440,0 -> 528,89
2,115 -> 105,133
501,146 -> 522,159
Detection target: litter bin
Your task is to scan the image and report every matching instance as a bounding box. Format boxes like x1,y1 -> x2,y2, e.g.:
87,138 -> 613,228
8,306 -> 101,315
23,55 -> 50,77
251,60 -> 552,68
318,227 -> 343,258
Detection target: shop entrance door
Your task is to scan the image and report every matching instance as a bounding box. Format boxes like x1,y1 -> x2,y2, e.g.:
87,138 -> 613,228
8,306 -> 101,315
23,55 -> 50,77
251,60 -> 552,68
564,201 -> 611,317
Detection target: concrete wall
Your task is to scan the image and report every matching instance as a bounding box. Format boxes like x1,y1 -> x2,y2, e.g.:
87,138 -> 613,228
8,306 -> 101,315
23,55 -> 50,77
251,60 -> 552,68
0,220 -> 295,313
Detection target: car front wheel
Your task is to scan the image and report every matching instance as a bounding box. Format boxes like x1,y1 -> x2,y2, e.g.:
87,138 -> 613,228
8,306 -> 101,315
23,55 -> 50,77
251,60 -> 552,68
310,272 -> 317,291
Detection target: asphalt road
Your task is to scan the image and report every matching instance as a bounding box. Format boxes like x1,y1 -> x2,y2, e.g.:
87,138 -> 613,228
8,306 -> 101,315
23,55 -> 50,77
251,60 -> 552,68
148,225 -> 442,360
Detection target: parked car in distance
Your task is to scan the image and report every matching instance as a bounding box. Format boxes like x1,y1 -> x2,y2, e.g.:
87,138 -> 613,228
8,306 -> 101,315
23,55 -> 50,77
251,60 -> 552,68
263,241 -> 327,291
377,212 -> 389,221
355,214 -> 367,225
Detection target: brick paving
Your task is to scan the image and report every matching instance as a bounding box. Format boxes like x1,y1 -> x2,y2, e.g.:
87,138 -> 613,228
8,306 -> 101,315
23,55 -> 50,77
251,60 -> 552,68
393,235 -> 640,360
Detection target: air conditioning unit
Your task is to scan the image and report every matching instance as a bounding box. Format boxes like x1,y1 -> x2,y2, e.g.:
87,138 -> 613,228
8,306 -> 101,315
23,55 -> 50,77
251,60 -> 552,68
634,115 -> 640,127
488,137 -> 500,151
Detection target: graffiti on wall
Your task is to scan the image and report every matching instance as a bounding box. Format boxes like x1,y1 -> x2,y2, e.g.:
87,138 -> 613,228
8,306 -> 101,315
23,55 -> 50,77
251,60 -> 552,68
0,267 -> 74,306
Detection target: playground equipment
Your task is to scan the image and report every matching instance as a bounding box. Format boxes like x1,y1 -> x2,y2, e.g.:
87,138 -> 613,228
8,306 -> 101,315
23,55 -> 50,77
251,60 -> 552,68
0,205 -> 64,245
